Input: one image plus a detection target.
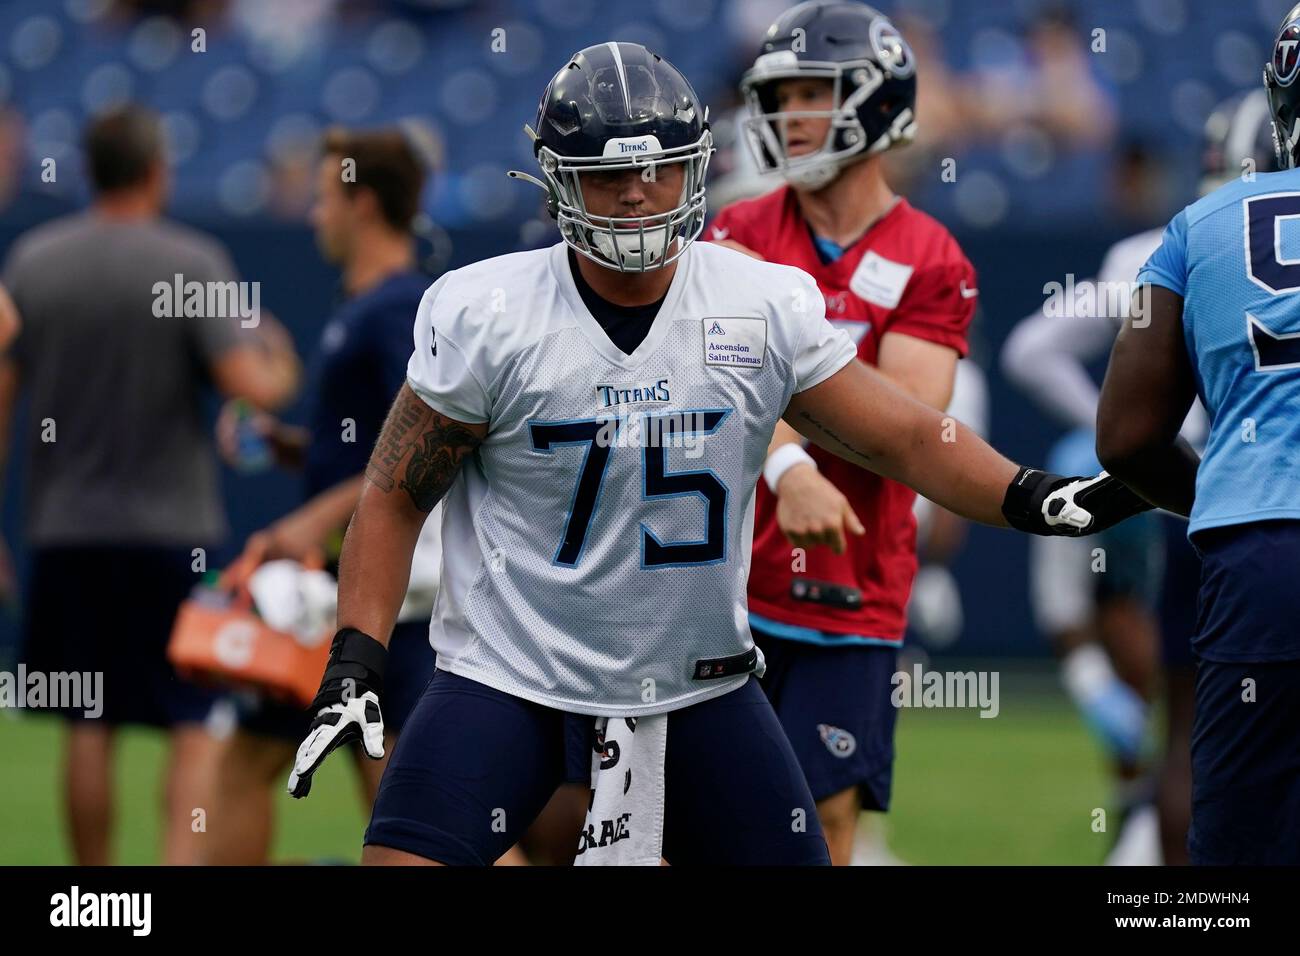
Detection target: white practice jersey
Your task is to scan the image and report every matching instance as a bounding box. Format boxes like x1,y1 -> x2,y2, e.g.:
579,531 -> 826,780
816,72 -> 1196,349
406,241 -> 856,716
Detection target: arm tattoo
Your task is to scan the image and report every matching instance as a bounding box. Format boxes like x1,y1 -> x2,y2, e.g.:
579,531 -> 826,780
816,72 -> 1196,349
366,385 -> 482,512
796,410 -> 874,466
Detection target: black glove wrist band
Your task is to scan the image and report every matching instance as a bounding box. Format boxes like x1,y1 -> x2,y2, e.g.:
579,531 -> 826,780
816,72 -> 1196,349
1001,466 -> 1061,534
309,628 -> 388,713
329,628 -> 388,681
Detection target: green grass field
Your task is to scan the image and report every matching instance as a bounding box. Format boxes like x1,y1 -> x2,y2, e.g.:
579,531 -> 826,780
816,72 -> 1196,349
0,662 -> 1117,865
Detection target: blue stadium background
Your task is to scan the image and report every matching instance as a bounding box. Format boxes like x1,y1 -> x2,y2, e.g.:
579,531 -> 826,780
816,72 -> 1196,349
0,0 -> 1281,661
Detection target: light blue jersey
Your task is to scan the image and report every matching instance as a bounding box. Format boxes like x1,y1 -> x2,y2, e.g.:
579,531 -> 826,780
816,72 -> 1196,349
1139,168 -> 1300,536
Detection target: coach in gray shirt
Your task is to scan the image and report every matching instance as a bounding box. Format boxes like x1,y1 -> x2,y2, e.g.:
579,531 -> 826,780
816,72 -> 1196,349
0,105 -> 300,865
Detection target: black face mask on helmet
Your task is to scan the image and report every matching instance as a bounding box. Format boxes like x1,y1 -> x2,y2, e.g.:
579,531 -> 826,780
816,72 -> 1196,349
740,1 -> 917,190
509,41 -> 714,273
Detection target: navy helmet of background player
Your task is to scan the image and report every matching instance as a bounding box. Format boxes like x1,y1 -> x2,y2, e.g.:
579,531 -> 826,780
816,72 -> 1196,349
1202,90 -> 1278,194
509,42 -> 713,273
739,0 -> 916,190
1264,1 -> 1300,169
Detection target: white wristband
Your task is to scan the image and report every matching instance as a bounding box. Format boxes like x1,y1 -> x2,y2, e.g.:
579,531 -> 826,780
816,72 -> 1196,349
764,443 -> 817,494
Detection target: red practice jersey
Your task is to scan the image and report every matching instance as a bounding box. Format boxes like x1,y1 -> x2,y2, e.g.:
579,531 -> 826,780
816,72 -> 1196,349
709,185 -> 977,644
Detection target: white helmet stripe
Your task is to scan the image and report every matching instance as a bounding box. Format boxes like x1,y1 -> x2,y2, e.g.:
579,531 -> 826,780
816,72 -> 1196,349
607,41 -> 632,114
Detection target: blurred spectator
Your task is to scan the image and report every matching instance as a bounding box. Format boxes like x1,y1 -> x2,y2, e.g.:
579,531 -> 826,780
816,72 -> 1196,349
882,13 -> 969,196
204,125 -> 447,864
1020,6 -> 1117,148
0,109 -> 25,215
886,6 -> 1117,207
0,285 -> 19,605
0,104 -> 300,865
954,6 -> 1116,148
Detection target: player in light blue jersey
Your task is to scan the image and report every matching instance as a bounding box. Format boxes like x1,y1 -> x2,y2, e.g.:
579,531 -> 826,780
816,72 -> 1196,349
1096,4 -> 1300,865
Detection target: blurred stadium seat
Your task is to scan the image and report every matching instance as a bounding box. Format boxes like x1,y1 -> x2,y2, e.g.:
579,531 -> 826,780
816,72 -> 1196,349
0,0 -> 1280,229
0,0 -> 1286,666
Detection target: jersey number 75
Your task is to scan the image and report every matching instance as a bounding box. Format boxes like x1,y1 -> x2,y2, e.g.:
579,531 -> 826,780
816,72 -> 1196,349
528,409 -> 731,569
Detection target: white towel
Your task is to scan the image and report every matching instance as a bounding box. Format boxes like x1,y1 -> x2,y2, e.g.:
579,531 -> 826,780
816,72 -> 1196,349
573,713 -> 668,866
246,560 -> 336,645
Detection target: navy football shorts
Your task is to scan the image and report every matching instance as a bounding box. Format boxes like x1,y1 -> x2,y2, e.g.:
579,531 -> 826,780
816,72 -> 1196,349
752,627 -> 899,810
1187,520 -> 1300,865
1188,658 -> 1300,864
1157,515 -> 1200,670
364,670 -> 830,865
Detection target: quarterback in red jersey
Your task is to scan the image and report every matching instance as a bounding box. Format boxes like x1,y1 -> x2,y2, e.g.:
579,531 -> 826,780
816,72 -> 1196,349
711,1 -> 978,864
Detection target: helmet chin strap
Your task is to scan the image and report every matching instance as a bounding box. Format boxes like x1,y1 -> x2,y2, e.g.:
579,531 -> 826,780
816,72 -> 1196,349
778,108 -> 895,192
782,141 -> 879,191
783,159 -> 843,191
590,224 -> 672,270
577,175 -> 693,271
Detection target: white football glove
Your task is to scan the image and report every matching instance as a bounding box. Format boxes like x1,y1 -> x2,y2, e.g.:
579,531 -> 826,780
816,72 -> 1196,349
288,628 -> 387,799
1004,467 -> 1153,537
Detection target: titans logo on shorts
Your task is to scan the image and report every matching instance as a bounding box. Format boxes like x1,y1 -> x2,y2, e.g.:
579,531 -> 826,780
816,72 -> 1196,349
753,627 -> 899,809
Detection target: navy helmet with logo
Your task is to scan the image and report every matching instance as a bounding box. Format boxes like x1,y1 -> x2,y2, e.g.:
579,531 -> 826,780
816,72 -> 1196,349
740,1 -> 916,190
1201,89 -> 1278,195
508,42 -> 713,272
1264,2 -> 1300,169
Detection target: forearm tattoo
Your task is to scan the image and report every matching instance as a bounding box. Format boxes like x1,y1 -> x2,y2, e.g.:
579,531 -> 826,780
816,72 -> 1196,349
366,385 -> 482,512
795,410 -> 874,466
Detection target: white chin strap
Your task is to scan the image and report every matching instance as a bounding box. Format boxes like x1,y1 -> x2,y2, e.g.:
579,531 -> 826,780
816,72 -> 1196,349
783,160 -> 843,191
780,118 -> 908,191
592,225 -> 671,269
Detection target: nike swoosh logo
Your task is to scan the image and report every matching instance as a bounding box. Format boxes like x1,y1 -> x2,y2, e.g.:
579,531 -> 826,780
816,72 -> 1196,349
712,226 -> 730,240
960,280 -> 979,299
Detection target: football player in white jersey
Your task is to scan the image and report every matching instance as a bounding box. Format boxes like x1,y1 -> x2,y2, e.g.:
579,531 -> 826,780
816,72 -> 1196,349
286,43 -> 1150,866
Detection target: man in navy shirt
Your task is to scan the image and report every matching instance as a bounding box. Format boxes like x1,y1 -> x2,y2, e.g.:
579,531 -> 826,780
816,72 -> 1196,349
205,127 -> 437,864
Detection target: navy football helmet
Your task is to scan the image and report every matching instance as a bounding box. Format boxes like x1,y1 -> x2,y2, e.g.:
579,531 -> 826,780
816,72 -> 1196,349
509,42 -> 713,272
1264,2 -> 1300,169
740,1 -> 916,190
1201,90 -> 1277,195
